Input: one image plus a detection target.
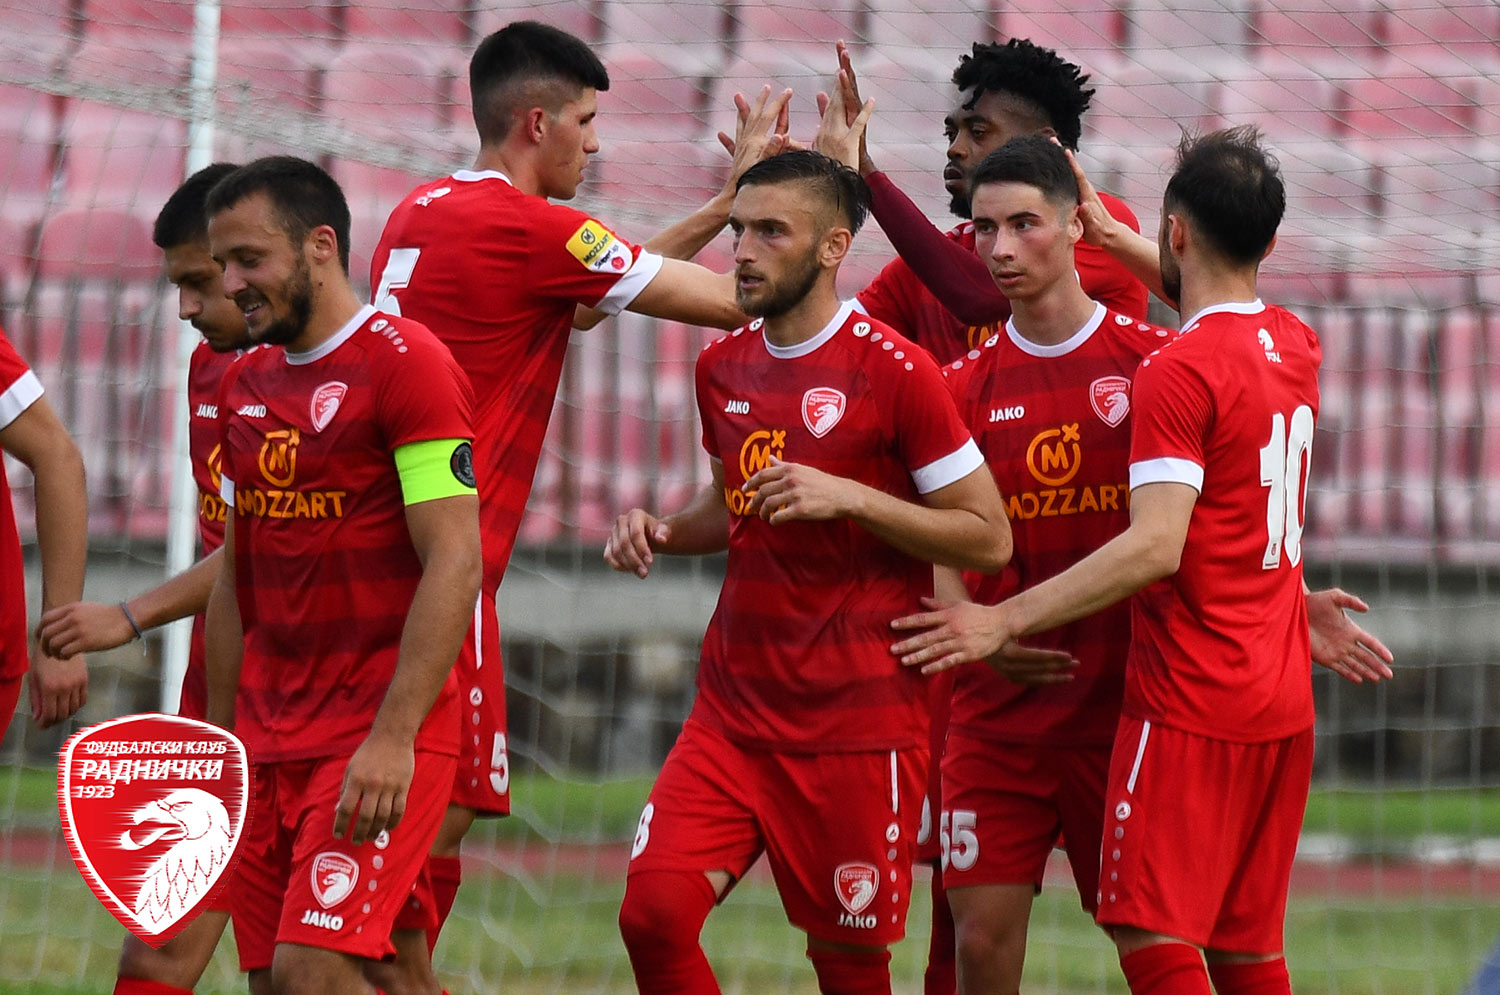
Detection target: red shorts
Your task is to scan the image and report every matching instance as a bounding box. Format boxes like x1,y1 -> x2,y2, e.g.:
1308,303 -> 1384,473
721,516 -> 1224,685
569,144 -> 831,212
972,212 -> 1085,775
940,732 -> 1110,912
628,718 -> 928,946
231,750 -> 455,970
448,586 -> 509,816
0,675 -> 21,727
1095,717 -> 1314,953
915,671 -> 954,865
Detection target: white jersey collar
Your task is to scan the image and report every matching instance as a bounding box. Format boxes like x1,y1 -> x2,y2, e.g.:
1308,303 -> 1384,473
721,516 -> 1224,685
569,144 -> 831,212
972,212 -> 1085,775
1180,298 -> 1265,332
451,169 -> 512,185
285,304 -> 377,366
763,300 -> 856,360
1004,301 -> 1106,358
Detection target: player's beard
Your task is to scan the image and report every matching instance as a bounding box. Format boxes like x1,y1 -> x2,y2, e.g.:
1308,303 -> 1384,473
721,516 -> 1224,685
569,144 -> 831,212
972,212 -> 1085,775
948,187 -> 972,219
253,256 -> 315,347
737,246 -> 823,321
1160,247 -> 1182,305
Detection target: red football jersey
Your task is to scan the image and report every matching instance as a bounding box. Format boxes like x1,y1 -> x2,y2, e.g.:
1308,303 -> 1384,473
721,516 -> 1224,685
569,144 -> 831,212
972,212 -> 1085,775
1126,300 -> 1321,743
0,327 -> 43,683
216,306 -> 473,763
178,343 -> 243,720
944,304 -> 1174,746
693,303 -> 984,752
857,192 -> 1148,364
370,169 -> 662,590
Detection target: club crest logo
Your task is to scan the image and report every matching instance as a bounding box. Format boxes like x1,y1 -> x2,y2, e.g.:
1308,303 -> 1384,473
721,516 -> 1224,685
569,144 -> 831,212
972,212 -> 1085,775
1089,376 -> 1131,428
834,862 -> 879,915
58,714 -> 249,947
311,852 -> 359,909
802,387 -> 847,439
310,381 -> 348,432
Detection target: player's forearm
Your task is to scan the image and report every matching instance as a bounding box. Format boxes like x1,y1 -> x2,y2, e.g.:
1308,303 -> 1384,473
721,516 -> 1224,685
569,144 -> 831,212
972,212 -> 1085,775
372,540 -> 481,744
31,438 -> 88,611
203,551 -> 242,730
658,485 -> 731,556
1097,224 -> 1175,309
1004,524 -> 1175,638
933,565 -> 972,604
128,548 -> 222,630
866,171 -> 1007,327
849,483 -> 1011,573
630,260 -> 746,330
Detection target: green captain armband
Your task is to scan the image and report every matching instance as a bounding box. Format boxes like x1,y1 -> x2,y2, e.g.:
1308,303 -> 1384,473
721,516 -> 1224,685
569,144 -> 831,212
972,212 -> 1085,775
394,438 -> 478,506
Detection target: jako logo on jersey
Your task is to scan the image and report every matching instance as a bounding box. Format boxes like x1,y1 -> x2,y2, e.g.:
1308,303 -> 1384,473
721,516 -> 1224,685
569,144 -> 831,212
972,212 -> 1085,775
236,404 -> 267,418
1259,328 -> 1282,364
1026,423 -> 1082,487
311,852 -> 358,909
802,387 -> 846,438
835,862 -> 879,916
566,220 -> 633,274
310,382 -> 348,432
989,405 -> 1025,423
725,429 -> 786,516
1089,376 -> 1131,428
415,186 -> 451,207
257,429 -> 300,488
299,909 -> 344,930
195,403 -> 217,419
724,399 -> 750,415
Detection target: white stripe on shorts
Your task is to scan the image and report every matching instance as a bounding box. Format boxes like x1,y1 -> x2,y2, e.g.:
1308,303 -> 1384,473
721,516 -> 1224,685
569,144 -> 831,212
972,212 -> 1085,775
472,593 -> 483,671
890,751 -> 899,814
1126,720 -> 1152,794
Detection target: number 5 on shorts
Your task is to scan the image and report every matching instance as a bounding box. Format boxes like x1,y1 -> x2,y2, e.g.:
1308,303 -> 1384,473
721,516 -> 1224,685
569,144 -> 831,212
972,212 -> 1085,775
490,732 -> 509,795
940,809 -> 979,872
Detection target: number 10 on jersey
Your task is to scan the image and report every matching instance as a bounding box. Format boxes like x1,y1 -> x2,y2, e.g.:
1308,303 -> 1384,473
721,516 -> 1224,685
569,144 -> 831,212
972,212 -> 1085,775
1259,405 -> 1314,570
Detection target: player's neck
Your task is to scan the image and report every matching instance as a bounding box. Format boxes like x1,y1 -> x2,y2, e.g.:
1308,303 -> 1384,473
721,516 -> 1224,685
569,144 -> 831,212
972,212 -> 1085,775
1176,263 -> 1261,329
286,282 -> 366,355
760,290 -> 842,349
472,146 -> 537,196
1008,279 -> 1099,347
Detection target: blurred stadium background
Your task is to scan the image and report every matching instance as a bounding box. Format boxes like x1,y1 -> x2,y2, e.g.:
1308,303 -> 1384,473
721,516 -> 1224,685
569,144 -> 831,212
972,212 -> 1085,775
1,0 -> 1498,992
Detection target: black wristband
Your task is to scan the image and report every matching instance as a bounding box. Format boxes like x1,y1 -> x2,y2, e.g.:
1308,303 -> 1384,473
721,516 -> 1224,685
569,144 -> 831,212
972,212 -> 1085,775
119,602 -> 146,643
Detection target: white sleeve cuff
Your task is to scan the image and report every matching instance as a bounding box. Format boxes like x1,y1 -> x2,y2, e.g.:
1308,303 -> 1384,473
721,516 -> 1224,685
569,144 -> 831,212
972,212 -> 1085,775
1129,456 -> 1204,493
220,475 -> 236,508
0,370 -> 43,430
911,438 -> 985,495
594,249 -> 665,315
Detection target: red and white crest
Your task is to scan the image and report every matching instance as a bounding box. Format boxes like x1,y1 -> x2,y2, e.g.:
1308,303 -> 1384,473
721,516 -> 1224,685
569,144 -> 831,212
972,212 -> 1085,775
310,381 -> 348,432
1089,375 -> 1131,428
311,851 -> 359,908
57,714 -> 249,948
834,862 -> 879,915
802,387 -> 847,439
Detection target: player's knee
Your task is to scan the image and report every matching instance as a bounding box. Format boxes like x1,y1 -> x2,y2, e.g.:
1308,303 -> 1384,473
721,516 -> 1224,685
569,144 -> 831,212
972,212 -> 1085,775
953,910 -> 1024,973
805,944 -> 893,995
117,925 -> 216,989
430,804 -> 476,858
269,944 -> 359,995
619,871 -> 713,956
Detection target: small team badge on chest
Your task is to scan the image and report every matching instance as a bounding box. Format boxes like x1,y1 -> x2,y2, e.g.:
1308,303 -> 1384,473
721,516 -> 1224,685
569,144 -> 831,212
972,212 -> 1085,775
802,387 -> 847,438
311,381 -> 348,432
1089,376 -> 1131,428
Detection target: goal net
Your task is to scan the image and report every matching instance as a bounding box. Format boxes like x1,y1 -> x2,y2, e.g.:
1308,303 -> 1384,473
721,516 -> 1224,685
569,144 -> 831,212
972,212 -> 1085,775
1,2 -> 1496,992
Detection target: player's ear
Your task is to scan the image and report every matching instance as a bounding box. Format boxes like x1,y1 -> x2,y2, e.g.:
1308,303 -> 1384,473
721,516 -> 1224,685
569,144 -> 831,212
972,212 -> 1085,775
1065,202 -> 1084,244
820,226 -> 852,268
525,106 -> 549,145
307,224 -> 340,267
1166,214 -> 1189,258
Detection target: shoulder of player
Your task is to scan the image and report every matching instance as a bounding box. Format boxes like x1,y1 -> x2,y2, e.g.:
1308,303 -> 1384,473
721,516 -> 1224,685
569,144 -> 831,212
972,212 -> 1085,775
351,311 -> 453,367
1099,308 -> 1177,356
940,327 -> 1004,381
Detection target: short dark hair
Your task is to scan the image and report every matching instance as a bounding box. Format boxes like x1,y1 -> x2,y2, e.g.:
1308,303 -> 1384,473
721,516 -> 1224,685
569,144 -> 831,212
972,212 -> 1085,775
735,151 -> 870,234
1164,126 -> 1285,265
970,136 -> 1079,209
205,156 -> 352,273
953,39 -> 1094,150
469,20 -> 610,144
153,162 -> 240,249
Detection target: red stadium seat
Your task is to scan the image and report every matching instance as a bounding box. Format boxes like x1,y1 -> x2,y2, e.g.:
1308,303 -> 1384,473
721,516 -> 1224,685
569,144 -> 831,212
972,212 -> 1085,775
57,102 -> 188,209
732,1 -> 865,55
1376,145 -> 1500,227
34,205 -> 159,282
865,0 -> 997,57
995,1 -> 1126,69
1125,0 -> 1252,60
1258,231 -> 1346,306
1086,62 -> 1220,149
219,0 -> 340,40
595,53 -> 711,142
584,138 -> 725,213
1382,0 -> 1500,71
1276,145 -> 1380,233
470,1 -> 601,42
1480,316 -> 1500,542
0,0 -> 77,74
1343,230 -> 1474,310
344,0 -> 470,46
1434,309 -> 1485,544
706,55 -> 834,151
1386,313 -> 1438,540
217,40 -> 321,117
848,56 -> 953,152
1214,67 -> 1342,140
1337,74 -> 1479,141
330,159 -> 431,299
322,44 -> 456,146
600,1 -> 731,72
77,0 -> 195,39
68,37 -> 191,90
1249,0 -> 1384,72
0,86 -> 61,229
1304,305 -> 1354,539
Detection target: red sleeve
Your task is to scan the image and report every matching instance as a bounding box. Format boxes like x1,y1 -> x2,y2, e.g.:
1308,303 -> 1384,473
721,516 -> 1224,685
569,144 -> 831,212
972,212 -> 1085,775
865,171 -> 1011,328
1080,192 -> 1150,321
525,201 -> 658,311
0,328 -> 42,431
374,321 -> 475,450
879,343 -> 981,492
1128,348 -> 1214,489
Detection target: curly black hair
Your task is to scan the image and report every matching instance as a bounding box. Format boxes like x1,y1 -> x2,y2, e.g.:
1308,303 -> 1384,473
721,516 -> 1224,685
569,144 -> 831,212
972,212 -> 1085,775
952,39 -> 1094,150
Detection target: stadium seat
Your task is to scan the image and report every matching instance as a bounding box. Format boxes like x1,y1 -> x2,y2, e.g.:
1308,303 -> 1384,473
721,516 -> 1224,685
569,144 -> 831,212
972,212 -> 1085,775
1275,145 -> 1380,234
595,53 -> 711,142
68,37 -> 191,91
1248,0 -> 1384,72
1386,313 -> 1438,539
1376,146 -> 1500,228
1086,63 -> 1220,150
219,0 -> 340,41
34,205 -> 158,283
322,44 -> 456,148
57,102 -> 188,209
1337,74 -> 1479,142
732,1 -> 866,57
1343,230 -> 1474,310
1125,0 -> 1253,61
330,159 -> 431,299
995,1 -> 1127,70
1481,316 -> 1500,542
1305,304 -> 1354,538
1344,309 -> 1400,536
1213,67 -> 1342,141
848,56 -> 953,153
217,40 -> 321,118
584,138 -> 725,213
706,55 -> 836,150
344,0 -> 470,46
864,0 -> 997,59
599,1 -> 731,72
1258,230 -> 1346,305
0,86 -> 61,230
76,0 -> 195,40
471,1 -> 601,42
0,0 -> 77,75
1434,309 -> 1485,544
1381,0 -> 1500,71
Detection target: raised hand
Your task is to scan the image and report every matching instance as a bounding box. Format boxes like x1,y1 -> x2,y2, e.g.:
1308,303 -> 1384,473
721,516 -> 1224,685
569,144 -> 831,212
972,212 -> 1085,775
716,84 -> 793,184
1307,587 -> 1394,684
